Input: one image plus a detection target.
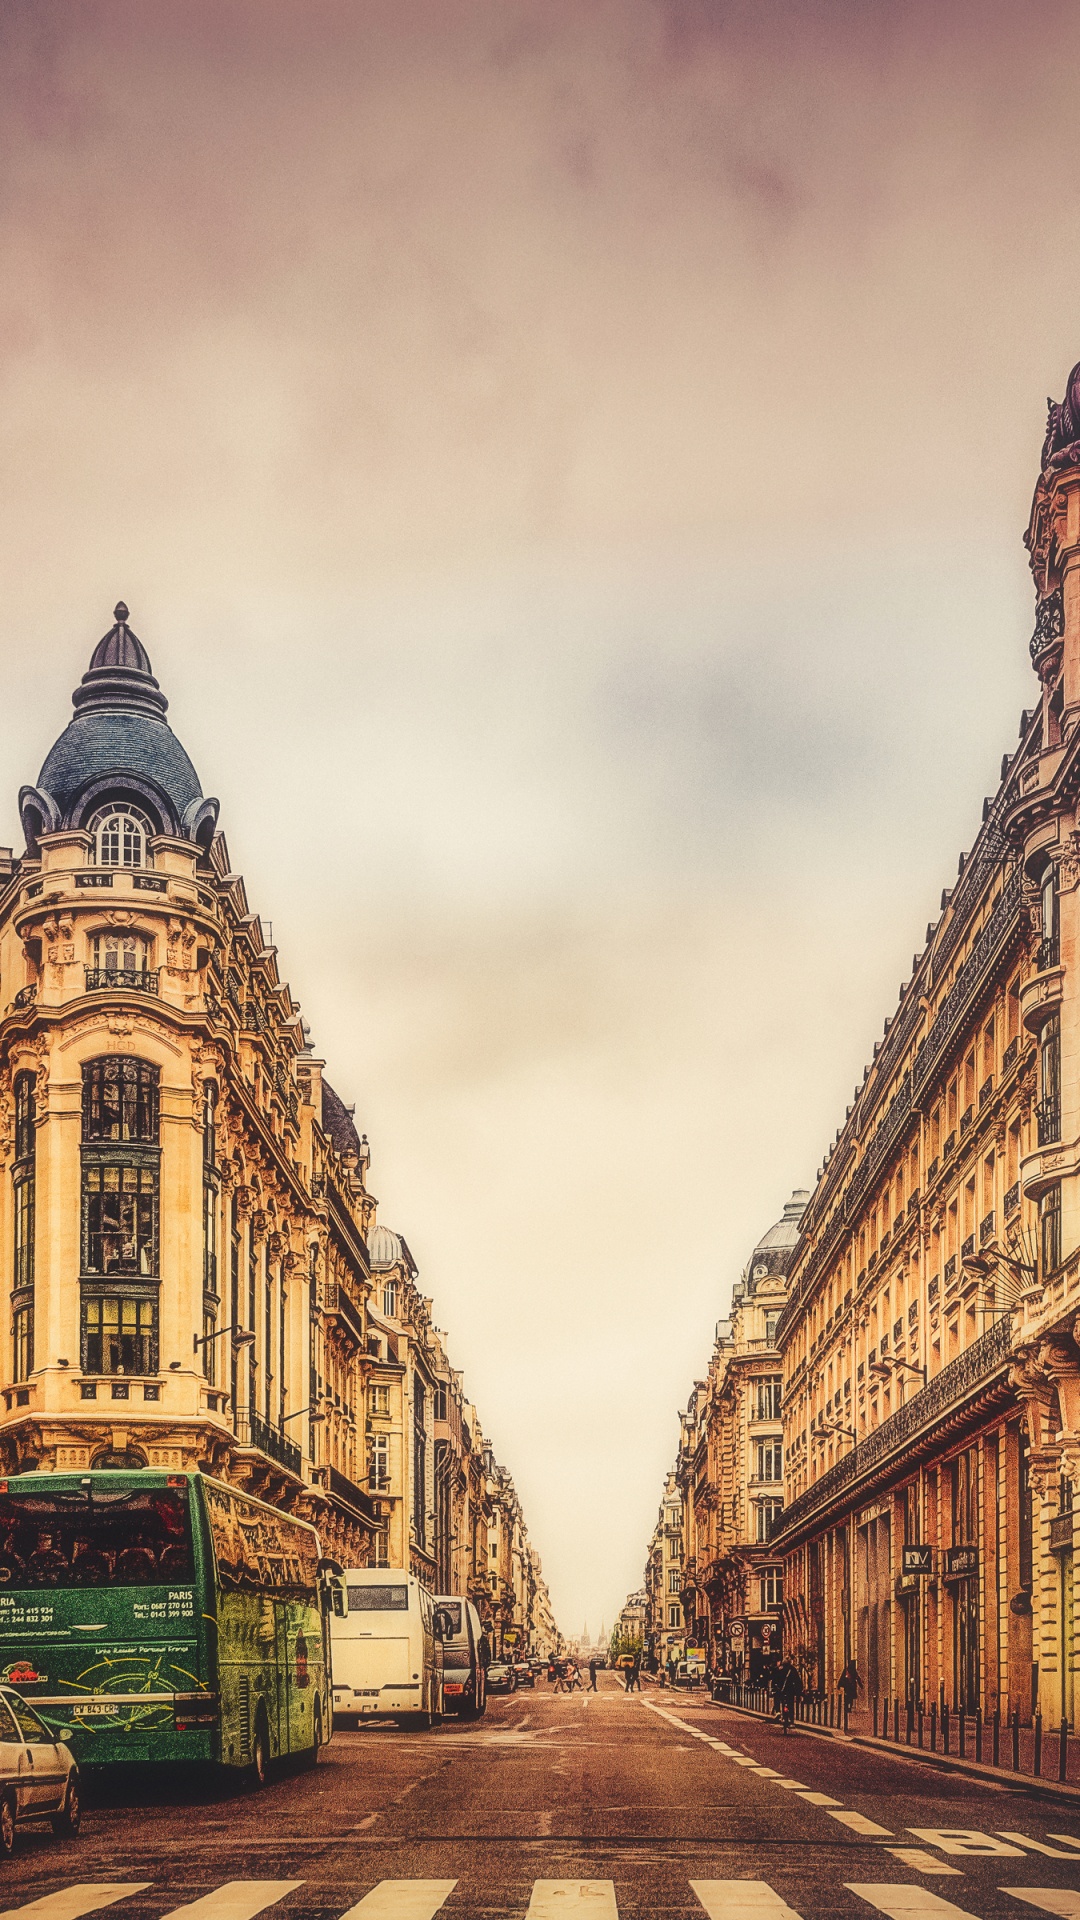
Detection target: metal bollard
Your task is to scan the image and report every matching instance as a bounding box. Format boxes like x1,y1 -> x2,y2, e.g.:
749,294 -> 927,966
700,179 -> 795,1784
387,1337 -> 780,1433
843,1695 -> 849,1732
992,1706 -> 1000,1767
1034,1709 -> 1043,1777
1060,1715 -> 1069,1783
959,1707 -> 966,1756
917,1702 -> 924,1748
906,1698 -> 913,1745
942,1701 -> 950,1755
975,1707 -> 982,1764
893,1697 -> 900,1741
1012,1705 -> 1020,1771
930,1702 -> 937,1751
872,1694 -> 878,1737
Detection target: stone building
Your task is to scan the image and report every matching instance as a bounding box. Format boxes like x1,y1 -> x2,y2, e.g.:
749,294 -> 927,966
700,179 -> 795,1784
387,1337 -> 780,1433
677,1193 -> 807,1679
0,608 -> 559,1638
773,362 -> 1080,1730
644,1468 -> 684,1667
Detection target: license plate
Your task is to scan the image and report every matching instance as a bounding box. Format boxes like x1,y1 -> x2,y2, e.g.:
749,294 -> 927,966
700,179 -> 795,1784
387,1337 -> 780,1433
73,1702 -> 120,1718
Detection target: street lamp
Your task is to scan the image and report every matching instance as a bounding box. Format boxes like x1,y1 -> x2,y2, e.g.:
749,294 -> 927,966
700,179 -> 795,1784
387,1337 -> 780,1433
193,1324 -> 256,1354
281,1403 -> 326,1425
869,1356 -> 927,1387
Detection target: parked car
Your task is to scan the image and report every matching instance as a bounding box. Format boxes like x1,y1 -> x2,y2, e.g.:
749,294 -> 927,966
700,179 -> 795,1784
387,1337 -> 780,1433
591,1656 -> 608,1670
613,1653 -> 634,1670
486,1663 -> 516,1694
512,1662 -> 536,1689
435,1595 -> 489,1719
0,1686 -> 80,1853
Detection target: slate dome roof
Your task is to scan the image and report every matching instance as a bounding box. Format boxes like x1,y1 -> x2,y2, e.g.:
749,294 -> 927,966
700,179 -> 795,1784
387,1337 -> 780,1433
20,604 -> 219,852
754,1189 -> 810,1253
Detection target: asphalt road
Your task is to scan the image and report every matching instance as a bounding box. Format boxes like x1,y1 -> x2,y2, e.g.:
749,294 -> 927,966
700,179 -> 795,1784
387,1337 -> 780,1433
2,1675 -> 1080,1920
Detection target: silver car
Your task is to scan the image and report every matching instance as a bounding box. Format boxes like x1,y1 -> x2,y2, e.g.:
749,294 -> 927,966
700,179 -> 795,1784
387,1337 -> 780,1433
0,1687 -> 80,1854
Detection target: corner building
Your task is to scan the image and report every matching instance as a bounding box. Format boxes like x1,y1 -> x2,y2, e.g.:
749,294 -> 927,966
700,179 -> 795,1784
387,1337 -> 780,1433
775,364 -> 1080,1731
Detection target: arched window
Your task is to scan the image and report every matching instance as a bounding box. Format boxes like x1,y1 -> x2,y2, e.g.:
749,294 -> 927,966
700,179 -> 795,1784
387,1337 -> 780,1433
88,930 -> 152,990
89,807 -> 153,870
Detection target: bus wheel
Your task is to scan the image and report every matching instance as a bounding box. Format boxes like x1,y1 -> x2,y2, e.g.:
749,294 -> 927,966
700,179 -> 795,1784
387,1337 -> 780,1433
51,1780 -> 80,1837
249,1713 -> 270,1789
0,1792 -> 15,1857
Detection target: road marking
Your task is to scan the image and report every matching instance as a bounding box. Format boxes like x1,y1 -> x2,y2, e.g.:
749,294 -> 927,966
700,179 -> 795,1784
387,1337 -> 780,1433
338,1886 -> 457,1920
771,1780 -> 809,1790
733,1757 -> 765,1767
751,1768 -> 783,1779
1046,1836 -> 1080,1854
828,1812 -> 893,1837
907,1830 -> 1025,1858
797,1792 -> 842,1807
998,1834 -> 1080,1859
525,1884 -> 617,1918
159,1886 -> 304,1920
0,1893 -> 152,1920
885,1852 -> 961,1877
1006,1897 -> 1080,1919
846,1886 -> 980,1919
691,1881 -> 803,1920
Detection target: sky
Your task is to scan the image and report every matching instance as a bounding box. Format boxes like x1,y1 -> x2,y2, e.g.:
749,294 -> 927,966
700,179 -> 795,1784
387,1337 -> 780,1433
2,0 -> 1080,1636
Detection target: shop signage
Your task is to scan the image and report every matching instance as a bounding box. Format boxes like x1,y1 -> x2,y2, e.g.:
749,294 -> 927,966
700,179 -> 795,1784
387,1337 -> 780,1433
901,1544 -> 934,1576
944,1544 -> 978,1580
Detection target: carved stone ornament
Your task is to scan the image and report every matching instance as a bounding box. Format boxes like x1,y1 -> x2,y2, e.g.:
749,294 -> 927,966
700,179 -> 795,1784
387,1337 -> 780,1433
251,1209 -> 271,1242
234,1185 -> 257,1216
267,1231 -> 288,1258
1031,587 -> 1065,683
1057,830 -> 1080,894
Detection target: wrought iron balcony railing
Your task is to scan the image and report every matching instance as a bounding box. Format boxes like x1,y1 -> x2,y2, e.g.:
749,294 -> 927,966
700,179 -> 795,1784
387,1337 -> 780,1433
774,1318 -> 1013,1542
1037,1098 -> 1061,1147
1037,934 -> 1061,973
85,968 -> 160,994
234,1410 -> 302,1477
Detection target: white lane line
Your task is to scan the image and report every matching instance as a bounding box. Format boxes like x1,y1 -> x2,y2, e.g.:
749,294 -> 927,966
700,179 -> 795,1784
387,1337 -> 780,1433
797,1792 -> 842,1807
885,1853 -> 961,1878
691,1882 -> 803,1920
771,1780 -> 809,1791
828,1812 -> 893,1837
846,1887 -> 981,1919
733,1757 -> 766,1767
1006,1896 -> 1080,1919
338,1886 -> 457,1920
0,1893 -> 152,1920
907,1830 -> 1024,1858
159,1886 -> 304,1920
998,1833 -> 1080,1859
525,1885 -> 617,1919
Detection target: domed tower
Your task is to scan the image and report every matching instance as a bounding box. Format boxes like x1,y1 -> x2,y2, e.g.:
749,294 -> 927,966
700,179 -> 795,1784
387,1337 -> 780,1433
0,610 -> 378,1584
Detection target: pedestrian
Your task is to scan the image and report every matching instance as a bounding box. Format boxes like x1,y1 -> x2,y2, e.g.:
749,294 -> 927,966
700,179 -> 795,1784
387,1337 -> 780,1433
568,1660 -> 583,1691
622,1657 -> 633,1693
552,1660 -> 569,1694
588,1658 -> 598,1692
629,1650 -> 641,1692
838,1659 -> 860,1715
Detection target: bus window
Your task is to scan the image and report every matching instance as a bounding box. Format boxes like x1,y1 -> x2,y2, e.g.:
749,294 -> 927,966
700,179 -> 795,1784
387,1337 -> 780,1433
203,1481 -> 319,1600
0,1486 -> 193,1590
347,1583 -> 408,1611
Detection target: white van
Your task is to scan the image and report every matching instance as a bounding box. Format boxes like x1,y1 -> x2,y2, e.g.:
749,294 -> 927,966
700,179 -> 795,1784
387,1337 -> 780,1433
330,1569 -> 443,1728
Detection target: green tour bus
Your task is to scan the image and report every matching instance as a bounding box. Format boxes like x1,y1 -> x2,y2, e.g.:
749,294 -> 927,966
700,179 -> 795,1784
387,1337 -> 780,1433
0,1466 -> 333,1782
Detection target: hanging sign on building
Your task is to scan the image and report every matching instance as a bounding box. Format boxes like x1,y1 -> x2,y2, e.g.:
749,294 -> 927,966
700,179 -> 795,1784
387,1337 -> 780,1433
944,1544 -> 978,1580
901,1544 -> 934,1576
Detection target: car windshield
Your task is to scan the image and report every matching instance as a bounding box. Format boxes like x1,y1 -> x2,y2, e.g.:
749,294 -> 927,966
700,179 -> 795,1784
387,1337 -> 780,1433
0,1486 -> 193,1589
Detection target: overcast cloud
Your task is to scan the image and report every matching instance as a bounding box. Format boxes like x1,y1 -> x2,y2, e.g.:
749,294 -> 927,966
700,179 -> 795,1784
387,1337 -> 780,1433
0,0 -> 1073,1634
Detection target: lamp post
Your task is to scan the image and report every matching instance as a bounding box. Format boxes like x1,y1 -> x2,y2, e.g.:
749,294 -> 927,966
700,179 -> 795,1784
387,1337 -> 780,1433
193,1324 -> 256,1355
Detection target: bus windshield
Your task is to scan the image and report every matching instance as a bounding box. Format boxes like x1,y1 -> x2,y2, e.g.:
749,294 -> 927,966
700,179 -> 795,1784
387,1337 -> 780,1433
0,1485 -> 193,1589
347,1583 -> 408,1611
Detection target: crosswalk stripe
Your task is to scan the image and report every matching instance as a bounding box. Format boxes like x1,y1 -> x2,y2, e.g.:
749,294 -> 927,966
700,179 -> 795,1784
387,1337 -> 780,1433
691,1880 -> 803,1920
525,1885 -> 617,1918
338,1886 -> 457,1920
884,1852 -> 961,1877
1005,1896 -> 1080,1919
828,1813 -> 893,1837
847,1886 -> 979,1919
0,1891 -> 152,1920
159,1885 -> 303,1920
1046,1836 -> 1080,1854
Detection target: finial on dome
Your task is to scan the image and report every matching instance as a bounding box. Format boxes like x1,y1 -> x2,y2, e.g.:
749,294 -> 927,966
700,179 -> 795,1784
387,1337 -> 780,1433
114,600 -> 129,625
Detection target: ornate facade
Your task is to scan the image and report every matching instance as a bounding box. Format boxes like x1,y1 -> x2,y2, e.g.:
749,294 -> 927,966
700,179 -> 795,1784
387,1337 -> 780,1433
0,609 -> 558,1645
773,361 -> 1080,1726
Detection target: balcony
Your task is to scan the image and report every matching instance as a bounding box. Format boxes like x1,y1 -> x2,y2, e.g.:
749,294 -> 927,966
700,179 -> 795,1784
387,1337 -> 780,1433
12,985 -> 36,1011
1003,1036 -> 1019,1071
979,1076 -> 994,1110
327,1463 -> 381,1524
773,1317 -> 1013,1543
961,1234 -> 975,1260
1005,1181 -> 1020,1215
943,1131 -> 956,1159
85,968 -> 160,995
1038,934 -> 1061,973
960,1106 -> 974,1136
980,1210 -> 995,1246
235,1410 -> 302,1477
1036,1098 -> 1061,1147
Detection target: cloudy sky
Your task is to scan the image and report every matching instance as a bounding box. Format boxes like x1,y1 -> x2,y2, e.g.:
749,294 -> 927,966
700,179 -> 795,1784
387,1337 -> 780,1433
2,0 -> 1079,1635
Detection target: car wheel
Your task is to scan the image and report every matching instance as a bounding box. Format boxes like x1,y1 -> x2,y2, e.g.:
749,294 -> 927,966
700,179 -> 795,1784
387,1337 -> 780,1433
51,1779 -> 80,1837
249,1712 -> 270,1790
0,1793 -> 14,1858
